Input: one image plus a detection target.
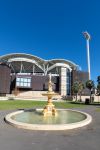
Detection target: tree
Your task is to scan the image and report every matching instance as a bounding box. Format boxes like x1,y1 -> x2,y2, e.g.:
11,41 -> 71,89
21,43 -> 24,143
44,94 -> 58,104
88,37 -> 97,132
86,80 -> 95,103
97,76 -> 100,84
96,76 -> 100,103
72,82 -> 80,101
97,84 -> 100,103
78,82 -> 85,101
97,84 -> 100,95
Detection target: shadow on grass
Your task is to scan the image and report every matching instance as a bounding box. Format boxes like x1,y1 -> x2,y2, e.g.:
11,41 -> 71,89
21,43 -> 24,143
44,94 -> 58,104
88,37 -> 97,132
70,101 -> 100,106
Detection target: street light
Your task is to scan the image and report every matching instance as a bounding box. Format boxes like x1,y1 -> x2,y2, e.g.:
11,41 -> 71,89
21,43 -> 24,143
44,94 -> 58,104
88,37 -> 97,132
82,31 -> 91,80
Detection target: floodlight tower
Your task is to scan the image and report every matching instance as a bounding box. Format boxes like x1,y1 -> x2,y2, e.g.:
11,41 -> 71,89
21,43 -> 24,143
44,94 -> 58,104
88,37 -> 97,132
83,31 -> 91,80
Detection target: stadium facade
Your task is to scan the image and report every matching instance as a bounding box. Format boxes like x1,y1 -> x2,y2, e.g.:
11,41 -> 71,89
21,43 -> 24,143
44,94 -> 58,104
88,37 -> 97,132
0,53 -> 89,97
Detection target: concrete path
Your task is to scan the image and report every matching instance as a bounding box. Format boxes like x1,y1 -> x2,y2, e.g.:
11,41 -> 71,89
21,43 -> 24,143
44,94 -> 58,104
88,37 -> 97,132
0,106 -> 100,150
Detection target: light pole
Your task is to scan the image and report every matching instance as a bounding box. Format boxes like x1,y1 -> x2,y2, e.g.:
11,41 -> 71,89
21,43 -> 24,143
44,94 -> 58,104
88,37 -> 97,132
83,31 -> 91,80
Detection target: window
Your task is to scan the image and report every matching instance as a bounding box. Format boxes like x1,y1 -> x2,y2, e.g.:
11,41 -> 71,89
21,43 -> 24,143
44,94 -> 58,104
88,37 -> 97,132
16,77 -> 31,88
66,69 -> 71,95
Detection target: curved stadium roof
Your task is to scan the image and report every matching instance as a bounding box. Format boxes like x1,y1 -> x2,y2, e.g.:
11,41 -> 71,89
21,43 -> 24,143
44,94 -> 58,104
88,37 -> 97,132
0,53 -> 78,73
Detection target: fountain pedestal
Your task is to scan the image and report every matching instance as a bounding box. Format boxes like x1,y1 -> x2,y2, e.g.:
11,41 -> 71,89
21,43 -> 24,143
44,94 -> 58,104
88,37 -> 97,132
42,92 -> 57,116
42,74 -> 58,116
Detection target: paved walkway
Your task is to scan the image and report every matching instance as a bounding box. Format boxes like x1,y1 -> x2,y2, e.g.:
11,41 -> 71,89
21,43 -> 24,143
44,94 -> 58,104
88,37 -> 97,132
0,106 -> 100,150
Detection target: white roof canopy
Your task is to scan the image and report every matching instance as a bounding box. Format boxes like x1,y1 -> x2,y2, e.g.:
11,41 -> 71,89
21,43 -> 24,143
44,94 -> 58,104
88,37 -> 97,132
0,53 -> 78,74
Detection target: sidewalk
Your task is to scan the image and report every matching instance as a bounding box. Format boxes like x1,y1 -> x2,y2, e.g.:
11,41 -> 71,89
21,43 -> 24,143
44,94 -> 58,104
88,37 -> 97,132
0,105 -> 100,150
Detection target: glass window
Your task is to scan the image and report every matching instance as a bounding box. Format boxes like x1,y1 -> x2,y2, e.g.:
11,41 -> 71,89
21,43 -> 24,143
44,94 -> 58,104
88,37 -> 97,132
27,78 -> 31,82
24,78 -> 27,82
20,82 -> 23,86
21,78 -> 24,82
24,82 -> 27,87
16,82 -> 20,86
27,83 -> 30,87
16,78 -> 20,82
16,77 -> 31,88
66,69 -> 71,95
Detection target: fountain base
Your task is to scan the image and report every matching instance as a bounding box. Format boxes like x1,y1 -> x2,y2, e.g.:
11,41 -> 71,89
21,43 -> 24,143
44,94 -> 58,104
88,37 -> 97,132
43,102 -> 57,116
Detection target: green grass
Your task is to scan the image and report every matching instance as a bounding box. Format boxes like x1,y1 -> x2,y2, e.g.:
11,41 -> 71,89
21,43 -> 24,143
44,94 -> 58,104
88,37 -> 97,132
0,100 -> 86,110
95,107 -> 100,112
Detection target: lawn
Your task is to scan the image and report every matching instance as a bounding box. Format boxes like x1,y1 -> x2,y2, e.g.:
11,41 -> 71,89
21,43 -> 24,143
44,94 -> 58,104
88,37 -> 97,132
0,100 -> 85,110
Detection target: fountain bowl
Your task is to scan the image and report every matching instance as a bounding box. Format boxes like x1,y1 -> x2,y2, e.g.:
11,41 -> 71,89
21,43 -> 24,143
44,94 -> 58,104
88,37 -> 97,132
5,109 -> 92,130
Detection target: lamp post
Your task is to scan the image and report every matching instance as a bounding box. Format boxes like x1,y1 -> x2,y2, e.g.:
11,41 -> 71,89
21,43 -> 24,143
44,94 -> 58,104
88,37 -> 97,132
83,31 -> 91,80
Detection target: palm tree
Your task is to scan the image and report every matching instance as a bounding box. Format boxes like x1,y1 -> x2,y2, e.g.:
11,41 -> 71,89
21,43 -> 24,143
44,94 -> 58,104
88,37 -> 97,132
72,82 -> 80,101
86,80 -> 94,103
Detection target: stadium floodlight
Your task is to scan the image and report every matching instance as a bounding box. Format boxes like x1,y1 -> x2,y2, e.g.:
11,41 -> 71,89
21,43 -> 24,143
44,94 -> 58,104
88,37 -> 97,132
82,31 -> 91,80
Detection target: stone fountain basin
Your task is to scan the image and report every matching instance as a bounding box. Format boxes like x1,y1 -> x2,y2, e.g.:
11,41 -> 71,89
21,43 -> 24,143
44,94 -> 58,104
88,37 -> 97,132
5,109 -> 92,130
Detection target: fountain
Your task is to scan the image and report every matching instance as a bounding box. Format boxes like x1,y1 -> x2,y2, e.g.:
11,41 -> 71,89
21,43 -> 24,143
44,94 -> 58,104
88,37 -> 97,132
42,73 -> 58,116
5,74 -> 92,130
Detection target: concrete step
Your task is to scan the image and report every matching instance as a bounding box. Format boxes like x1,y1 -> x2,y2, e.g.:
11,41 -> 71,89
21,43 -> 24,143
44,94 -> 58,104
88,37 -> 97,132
15,91 -> 61,100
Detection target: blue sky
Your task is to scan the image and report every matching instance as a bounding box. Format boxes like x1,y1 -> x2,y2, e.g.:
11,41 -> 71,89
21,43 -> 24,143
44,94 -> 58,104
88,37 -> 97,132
0,0 -> 99,83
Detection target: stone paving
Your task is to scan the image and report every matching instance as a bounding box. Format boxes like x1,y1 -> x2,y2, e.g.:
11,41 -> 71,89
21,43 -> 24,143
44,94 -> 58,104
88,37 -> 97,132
0,106 -> 100,150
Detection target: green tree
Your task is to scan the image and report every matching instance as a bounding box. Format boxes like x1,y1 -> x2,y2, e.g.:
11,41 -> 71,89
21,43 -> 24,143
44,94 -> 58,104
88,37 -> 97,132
96,76 -> 100,103
97,76 -> 100,84
97,84 -> 100,95
72,82 -> 80,101
86,80 -> 95,103
78,82 -> 85,101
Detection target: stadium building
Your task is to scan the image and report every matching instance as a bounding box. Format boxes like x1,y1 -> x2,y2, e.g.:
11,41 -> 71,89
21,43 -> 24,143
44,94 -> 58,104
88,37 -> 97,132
0,53 -> 89,98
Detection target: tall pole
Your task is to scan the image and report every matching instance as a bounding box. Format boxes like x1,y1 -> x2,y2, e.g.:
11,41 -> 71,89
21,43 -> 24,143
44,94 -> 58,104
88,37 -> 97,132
83,31 -> 91,80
